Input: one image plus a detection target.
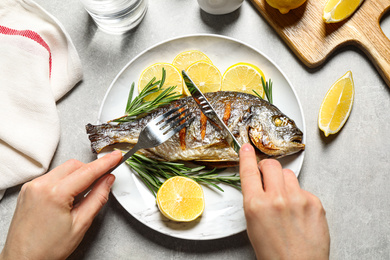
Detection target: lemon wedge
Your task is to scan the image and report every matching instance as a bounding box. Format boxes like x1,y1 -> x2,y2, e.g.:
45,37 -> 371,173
318,71 -> 354,137
138,63 -> 183,101
221,62 -> 265,98
185,61 -> 222,94
156,176 -> 205,222
323,0 -> 363,23
172,50 -> 213,73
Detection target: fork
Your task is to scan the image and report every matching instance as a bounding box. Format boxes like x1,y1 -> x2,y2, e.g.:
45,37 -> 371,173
74,104 -> 194,203
109,103 -> 194,172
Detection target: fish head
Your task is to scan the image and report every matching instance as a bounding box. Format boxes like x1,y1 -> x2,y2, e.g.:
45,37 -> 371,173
248,105 -> 305,157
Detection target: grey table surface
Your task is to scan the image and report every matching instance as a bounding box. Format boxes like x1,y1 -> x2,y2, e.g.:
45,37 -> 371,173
1,1 -> 390,259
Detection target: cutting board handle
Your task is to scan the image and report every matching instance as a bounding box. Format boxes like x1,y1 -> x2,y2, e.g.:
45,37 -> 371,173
357,22 -> 390,86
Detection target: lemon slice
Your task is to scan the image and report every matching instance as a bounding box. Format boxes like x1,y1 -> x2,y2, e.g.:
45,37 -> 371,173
172,50 -> 213,73
323,0 -> 363,23
156,176 -> 205,222
185,61 -> 222,94
221,62 -> 265,98
318,71 -> 354,137
138,63 -> 183,101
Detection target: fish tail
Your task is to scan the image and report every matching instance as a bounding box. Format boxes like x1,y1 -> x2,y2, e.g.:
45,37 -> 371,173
86,123 -> 135,153
86,123 -> 115,153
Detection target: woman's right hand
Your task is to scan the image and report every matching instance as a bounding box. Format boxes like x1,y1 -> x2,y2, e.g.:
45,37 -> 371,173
239,143 -> 330,259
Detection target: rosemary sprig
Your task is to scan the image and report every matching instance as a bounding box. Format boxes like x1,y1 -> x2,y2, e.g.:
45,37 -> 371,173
110,68 -> 182,123
253,77 -> 273,104
125,153 -> 241,197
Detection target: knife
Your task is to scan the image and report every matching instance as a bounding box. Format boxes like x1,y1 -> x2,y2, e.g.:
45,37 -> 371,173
182,70 -> 241,155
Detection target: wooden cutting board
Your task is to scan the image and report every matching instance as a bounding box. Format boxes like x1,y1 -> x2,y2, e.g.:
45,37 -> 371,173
250,0 -> 390,87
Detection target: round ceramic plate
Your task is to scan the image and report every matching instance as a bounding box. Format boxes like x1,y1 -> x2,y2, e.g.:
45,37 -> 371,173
97,34 -> 306,240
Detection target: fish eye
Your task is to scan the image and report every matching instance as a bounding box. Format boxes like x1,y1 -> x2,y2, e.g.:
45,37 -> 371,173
273,116 -> 289,127
274,118 -> 283,127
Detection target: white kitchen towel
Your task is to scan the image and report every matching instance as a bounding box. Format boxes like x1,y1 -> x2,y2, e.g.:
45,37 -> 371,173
0,0 -> 82,200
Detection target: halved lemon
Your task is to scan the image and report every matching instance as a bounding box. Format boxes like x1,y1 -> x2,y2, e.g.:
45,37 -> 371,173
172,50 -> 213,73
156,176 -> 205,222
323,0 -> 364,23
318,71 -> 354,137
221,62 -> 265,98
138,63 -> 183,101
185,61 -> 222,94
265,0 -> 307,14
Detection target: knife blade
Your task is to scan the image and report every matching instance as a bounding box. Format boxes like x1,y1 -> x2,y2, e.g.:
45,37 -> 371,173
182,70 -> 241,155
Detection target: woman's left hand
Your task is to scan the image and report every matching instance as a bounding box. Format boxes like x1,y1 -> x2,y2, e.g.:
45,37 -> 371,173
0,150 -> 122,260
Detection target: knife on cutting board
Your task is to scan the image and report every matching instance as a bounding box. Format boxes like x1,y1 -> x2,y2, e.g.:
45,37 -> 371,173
182,70 -> 241,155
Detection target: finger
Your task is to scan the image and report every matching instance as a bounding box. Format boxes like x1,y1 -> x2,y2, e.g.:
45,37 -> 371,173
62,150 -> 122,196
45,159 -> 84,182
258,159 -> 285,193
283,168 -> 301,193
301,189 -> 322,204
239,143 -> 264,198
72,174 -> 115,232
300,189 -> 327,216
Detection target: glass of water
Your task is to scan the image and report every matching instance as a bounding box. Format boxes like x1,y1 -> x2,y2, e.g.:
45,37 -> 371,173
80,0 -> 148,34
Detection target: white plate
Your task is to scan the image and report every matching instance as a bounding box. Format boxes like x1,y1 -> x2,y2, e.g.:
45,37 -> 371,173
97,34 -> 306,240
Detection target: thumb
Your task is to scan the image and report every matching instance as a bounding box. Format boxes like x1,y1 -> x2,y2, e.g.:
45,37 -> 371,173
71,174 -> 115,233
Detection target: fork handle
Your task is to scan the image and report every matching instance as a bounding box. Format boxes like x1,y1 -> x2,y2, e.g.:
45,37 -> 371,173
74,143 -> 142,204
108,142 -> 141,174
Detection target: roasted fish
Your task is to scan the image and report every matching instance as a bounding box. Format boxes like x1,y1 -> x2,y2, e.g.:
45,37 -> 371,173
86,91 -> 305,166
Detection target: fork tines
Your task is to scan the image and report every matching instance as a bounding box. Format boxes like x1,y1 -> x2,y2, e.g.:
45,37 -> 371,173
166,115 -> 195,136
151,104 -> 194,136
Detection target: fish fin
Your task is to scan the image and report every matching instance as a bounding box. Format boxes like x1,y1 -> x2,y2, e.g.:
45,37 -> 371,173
139,149 -> 166,160
194,160 -> 239,168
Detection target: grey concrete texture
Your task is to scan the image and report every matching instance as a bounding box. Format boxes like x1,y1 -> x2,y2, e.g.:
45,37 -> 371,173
1,1 -> 390,259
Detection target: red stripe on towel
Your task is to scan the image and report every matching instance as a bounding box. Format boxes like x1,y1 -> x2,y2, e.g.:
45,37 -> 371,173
0,25 -> 52,77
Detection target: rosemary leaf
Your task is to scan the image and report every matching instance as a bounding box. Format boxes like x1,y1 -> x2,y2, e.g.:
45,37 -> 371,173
269,79 -> 273,104
194,179 -> 224,192
125,83 -> 135,112
252,90 -> 263,101
259,76 -> 273,104
160,67 -> 166,87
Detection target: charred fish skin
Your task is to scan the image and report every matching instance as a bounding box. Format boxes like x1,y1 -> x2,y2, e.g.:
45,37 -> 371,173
86,91 -> 305,163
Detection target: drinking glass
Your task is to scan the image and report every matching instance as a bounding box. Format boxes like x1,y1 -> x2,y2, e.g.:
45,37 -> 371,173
80,0 -> 148,34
